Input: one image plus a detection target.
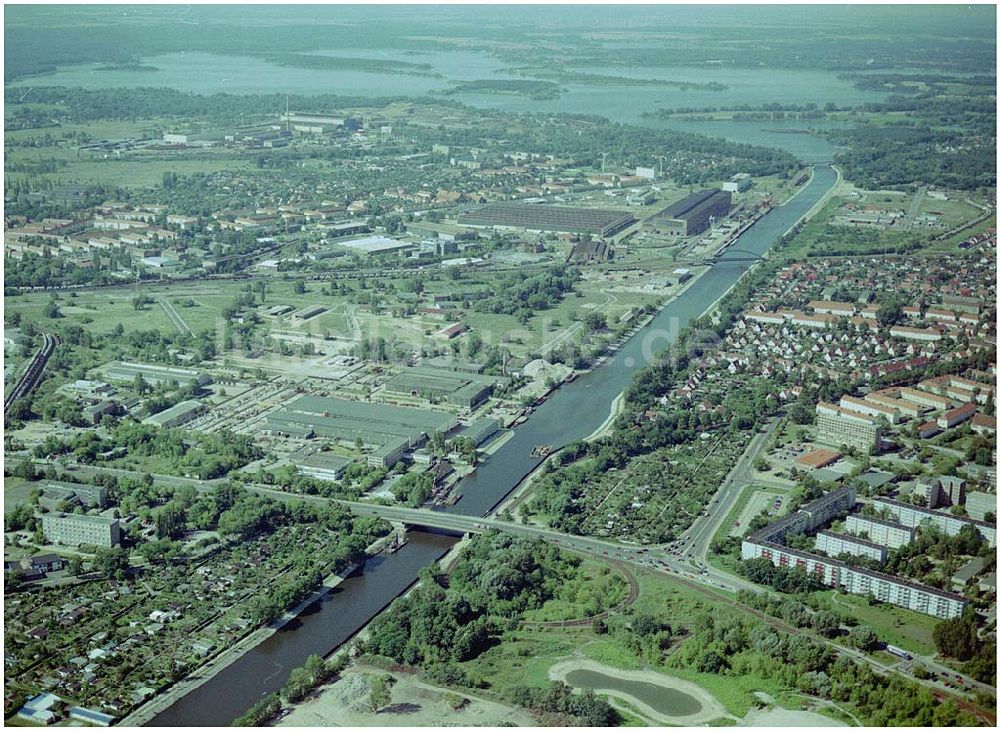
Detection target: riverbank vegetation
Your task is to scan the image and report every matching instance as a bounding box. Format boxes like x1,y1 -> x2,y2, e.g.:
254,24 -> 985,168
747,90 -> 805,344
509,67 -> 728,91
440,79 -> 563,100
358,532 -> 621,725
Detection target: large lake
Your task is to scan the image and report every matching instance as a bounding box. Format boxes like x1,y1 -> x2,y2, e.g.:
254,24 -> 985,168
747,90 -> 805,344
10,49 -> 887,158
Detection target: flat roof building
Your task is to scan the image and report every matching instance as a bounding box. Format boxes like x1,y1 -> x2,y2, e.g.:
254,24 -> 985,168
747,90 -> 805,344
337,235 -> 415,256
42,513 -> 120,548
645,189 -> 732,237
383,367 -> 501,409
105,361 -> 211,388
874,497 -> 996,547
845,514 -> 915,549
295,452 -> 354,482
142,400 -> 205,429
742,539 -> 967,619
815,530 -> 887,563
266,395 -> 458,450
38,480 -> 107,509
816,401 -> 882,454
457,417 -> 502,447
458,203 -> 635,238
800,486 -> 856,530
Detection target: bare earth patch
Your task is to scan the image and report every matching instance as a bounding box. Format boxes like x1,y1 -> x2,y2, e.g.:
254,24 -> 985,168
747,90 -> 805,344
276,668 -> 538,727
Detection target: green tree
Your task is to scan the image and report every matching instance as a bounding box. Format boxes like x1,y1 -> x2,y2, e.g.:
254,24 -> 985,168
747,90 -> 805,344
932,610 -> 981,661
93,546 -> 129,580
368,674 -> 393,712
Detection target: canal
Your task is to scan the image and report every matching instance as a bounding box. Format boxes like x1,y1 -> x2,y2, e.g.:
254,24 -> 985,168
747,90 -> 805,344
149,163 -> 837,726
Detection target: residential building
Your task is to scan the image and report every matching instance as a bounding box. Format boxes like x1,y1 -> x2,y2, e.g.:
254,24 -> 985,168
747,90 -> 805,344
845,514 -> 915,549
873,497 -> 996,547
741,540 -> 967,619
41,513 -> 120,548
800,486 -> 856,530
937,402 -> 977,429
816,401 -> 882,453
965,491 -> 997,522
815,530 -> 887,563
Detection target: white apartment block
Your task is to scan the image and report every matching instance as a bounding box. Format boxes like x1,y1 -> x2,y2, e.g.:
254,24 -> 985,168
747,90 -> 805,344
845,514 -> 915,549
741,540 -> 967,619
816,402 -> 882,453
42,513 -> 120,548
815,530 -> 887,563
874,497 -> 996,547
840,395 -> 900,424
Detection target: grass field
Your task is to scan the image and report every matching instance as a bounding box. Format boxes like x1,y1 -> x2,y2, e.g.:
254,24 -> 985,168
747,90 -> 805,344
815,590 -> 938,656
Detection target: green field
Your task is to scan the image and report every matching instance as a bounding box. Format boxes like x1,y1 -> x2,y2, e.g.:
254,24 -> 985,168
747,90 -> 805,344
816,590 -> 938,656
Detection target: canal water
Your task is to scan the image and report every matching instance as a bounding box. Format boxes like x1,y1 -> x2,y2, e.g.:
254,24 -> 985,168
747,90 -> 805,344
149,163 -> 837,726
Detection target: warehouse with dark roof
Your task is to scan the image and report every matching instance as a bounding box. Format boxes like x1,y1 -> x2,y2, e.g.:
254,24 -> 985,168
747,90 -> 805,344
458,203 -> 635,237
645,189 -> 732,237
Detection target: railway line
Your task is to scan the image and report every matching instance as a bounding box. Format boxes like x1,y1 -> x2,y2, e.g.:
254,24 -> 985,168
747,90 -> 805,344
4,333 -> 58,414
158,297 -> 194,336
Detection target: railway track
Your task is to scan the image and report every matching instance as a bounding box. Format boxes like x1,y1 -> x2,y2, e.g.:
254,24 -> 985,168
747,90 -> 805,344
4,333 -> 58,414
158,297 -> 194,336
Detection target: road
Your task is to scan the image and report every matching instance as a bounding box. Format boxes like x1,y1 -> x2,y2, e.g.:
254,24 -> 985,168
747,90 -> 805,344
4,333 -> 58,414
678,417 -> 781,567
904,186 -> 927,231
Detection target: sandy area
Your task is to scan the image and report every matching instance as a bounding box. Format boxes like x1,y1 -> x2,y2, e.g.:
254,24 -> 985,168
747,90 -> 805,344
740,707 -> 846,727
548,658 -> 729,726
276,668 -> 538,727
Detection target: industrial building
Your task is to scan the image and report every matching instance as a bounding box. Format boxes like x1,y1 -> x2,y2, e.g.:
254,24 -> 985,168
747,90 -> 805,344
266,395 -> 458,453
368,437 -> 410,468
383,367 -> 501,409
295,452 -> 354,482
644,189 -> 732,237
337,235 -> 415,256
41,513 -> 120,548
104,361 -> 212,388
568,240 -> 613,263
457,203 -> 635,238
82,400 -> 117,425
457,417 -> 501,447
722,173 -> 752,193
279,111 -> 346,133
421,357 -> 485,374
142,400 -> 206,428
37,480 -> 107,509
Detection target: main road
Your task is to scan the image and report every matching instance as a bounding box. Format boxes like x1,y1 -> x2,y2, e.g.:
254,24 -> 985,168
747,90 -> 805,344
148,164 -> 840,726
